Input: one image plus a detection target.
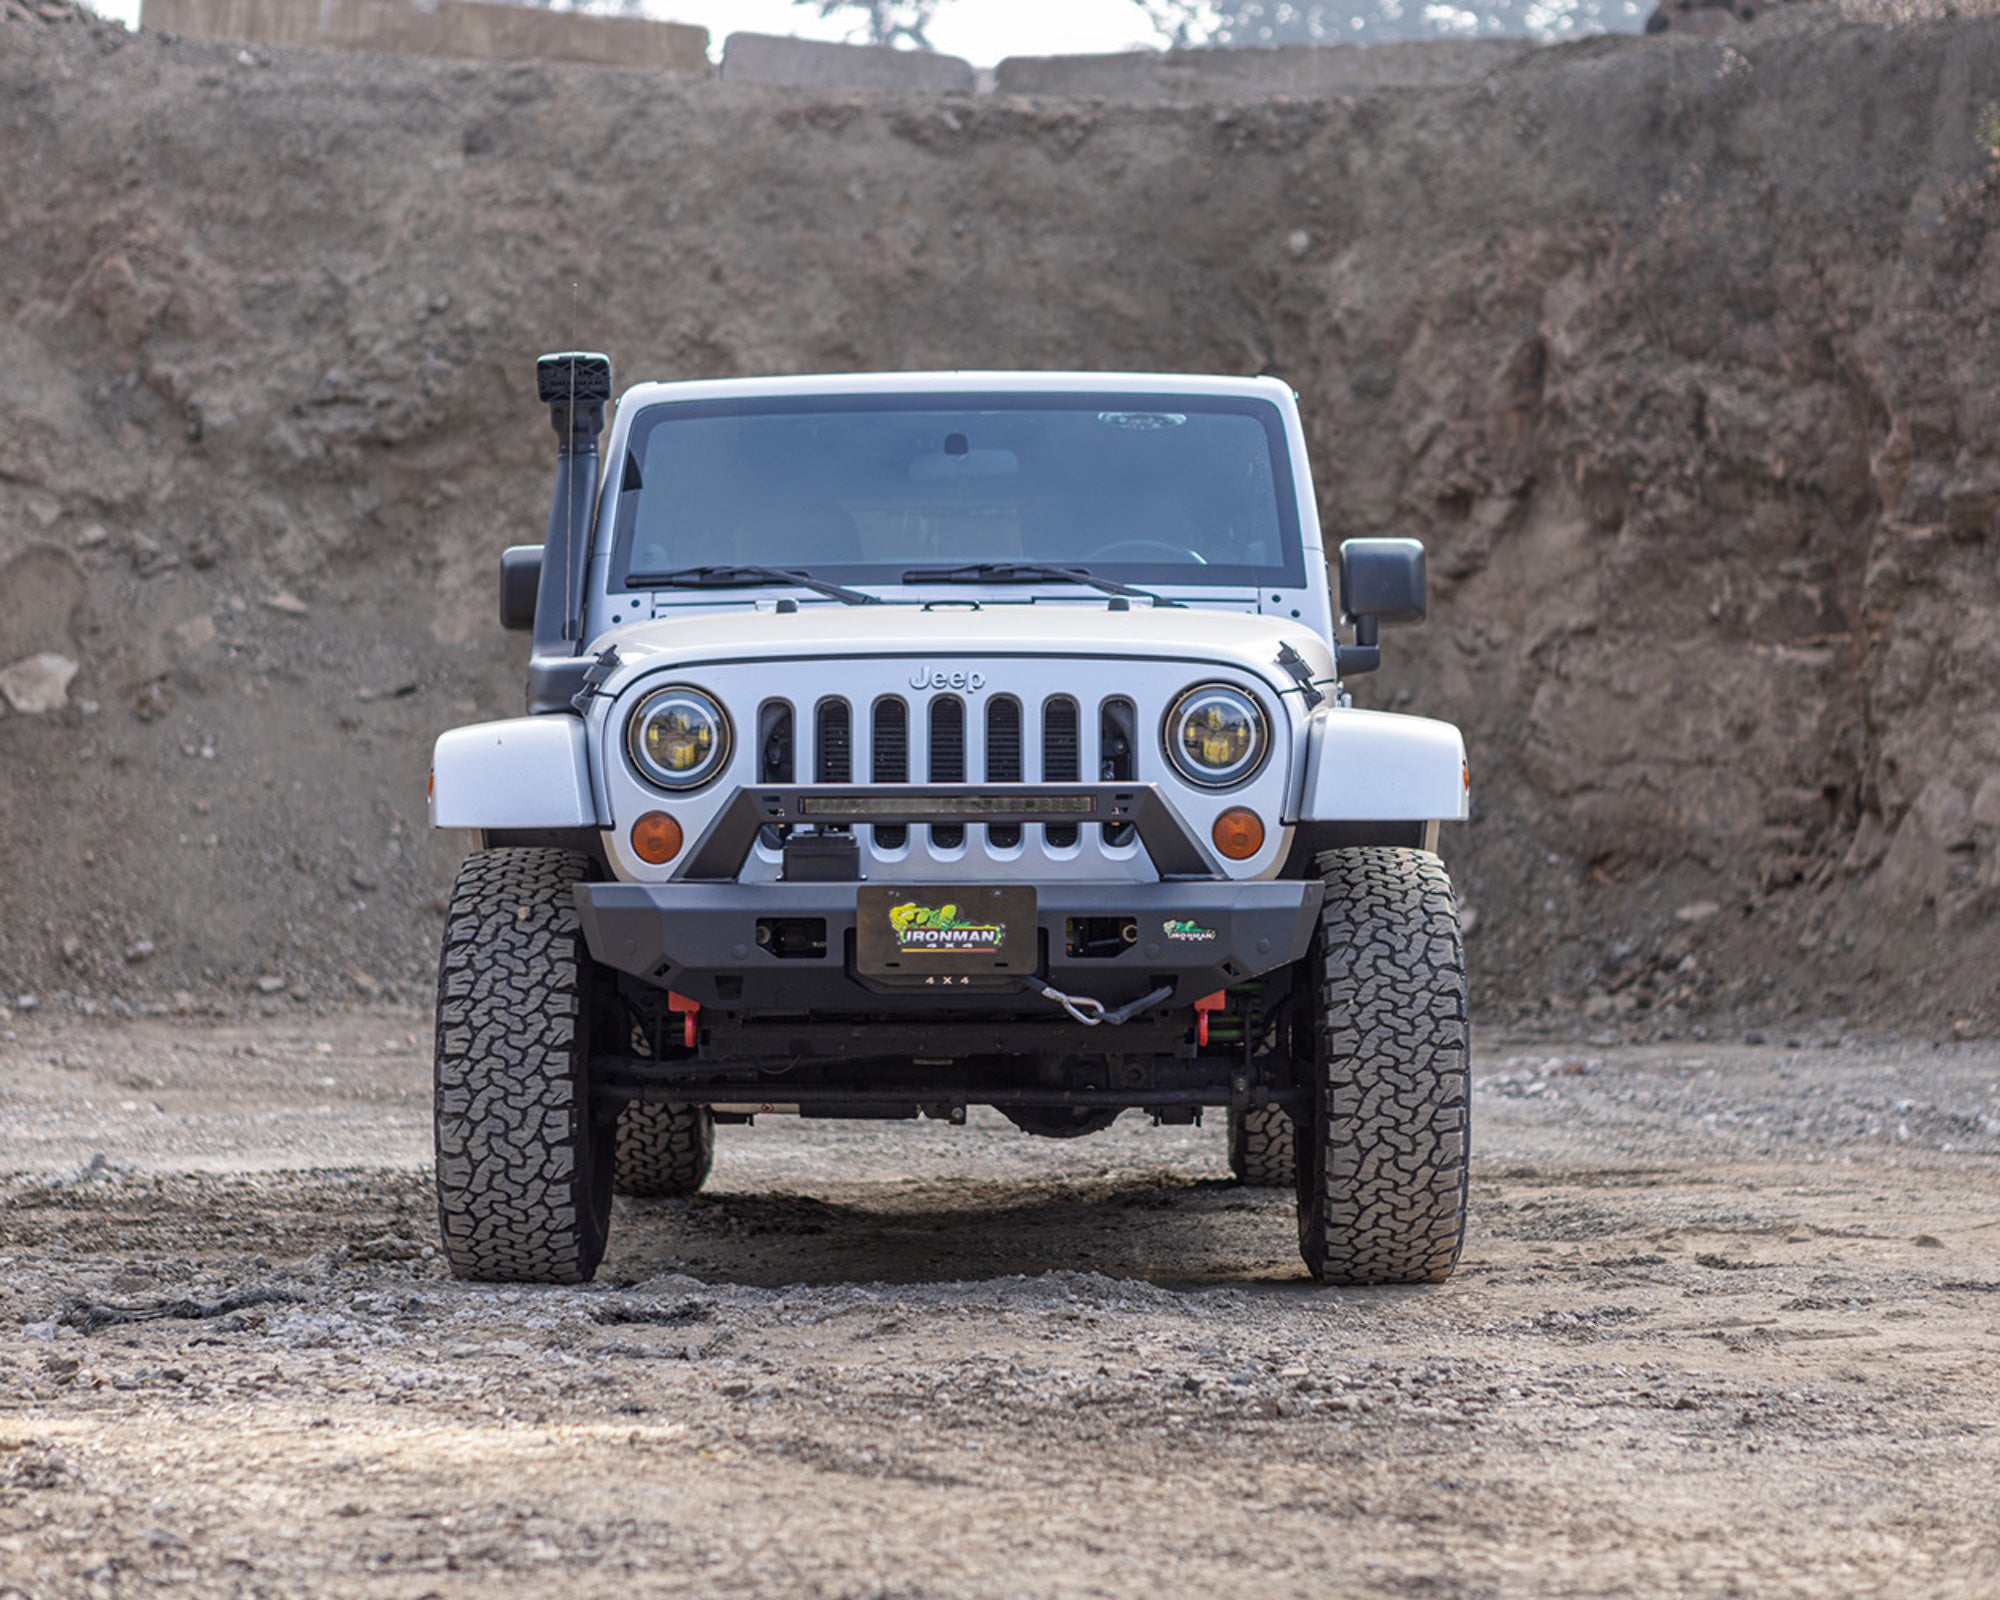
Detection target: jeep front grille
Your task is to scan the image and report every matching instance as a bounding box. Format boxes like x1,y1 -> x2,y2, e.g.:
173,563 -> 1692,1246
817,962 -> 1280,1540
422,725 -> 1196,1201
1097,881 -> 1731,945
774,690 -> 1147,858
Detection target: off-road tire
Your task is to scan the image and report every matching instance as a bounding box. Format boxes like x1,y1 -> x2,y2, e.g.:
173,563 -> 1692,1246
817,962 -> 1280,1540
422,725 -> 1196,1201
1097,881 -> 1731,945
1228,1104 -> 1296,1187
434,847 -> 615,1284
612,1102 -> 715,1197
1296,847 -> 1469,1285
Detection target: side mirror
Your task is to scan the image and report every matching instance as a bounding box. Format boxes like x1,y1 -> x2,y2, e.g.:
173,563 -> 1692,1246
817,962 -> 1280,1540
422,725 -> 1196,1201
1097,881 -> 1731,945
500,545 -> 543,632
1335,538 -> 1427,675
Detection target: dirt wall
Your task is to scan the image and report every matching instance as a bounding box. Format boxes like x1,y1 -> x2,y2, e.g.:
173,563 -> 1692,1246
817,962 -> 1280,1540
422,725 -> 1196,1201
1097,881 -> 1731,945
1,2 -> 1996,1031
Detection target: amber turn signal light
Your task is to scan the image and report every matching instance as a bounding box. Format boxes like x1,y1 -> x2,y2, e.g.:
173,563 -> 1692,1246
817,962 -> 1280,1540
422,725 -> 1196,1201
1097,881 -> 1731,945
630,811 -> 683,865
1212,807 -> 1265,861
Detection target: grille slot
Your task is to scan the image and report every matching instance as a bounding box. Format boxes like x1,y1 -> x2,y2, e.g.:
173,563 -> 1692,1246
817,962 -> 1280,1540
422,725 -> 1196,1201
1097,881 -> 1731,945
1042,695 -> 1080,847
814,698 -> 852,784
986,697 -> 1023,849
759,701 -> 795,783
870,696 -> 908,850
928,696 -> 966,849
1100,697 -> 1137,847
757,700 -> 794,849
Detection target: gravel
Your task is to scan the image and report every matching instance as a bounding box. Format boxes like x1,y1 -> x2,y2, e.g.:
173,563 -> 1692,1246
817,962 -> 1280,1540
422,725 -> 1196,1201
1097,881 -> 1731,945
0,1011 -> 1996,1596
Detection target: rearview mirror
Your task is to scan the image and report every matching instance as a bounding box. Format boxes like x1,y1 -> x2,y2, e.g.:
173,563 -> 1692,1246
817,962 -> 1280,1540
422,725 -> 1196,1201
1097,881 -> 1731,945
1335,538 -> 1426,675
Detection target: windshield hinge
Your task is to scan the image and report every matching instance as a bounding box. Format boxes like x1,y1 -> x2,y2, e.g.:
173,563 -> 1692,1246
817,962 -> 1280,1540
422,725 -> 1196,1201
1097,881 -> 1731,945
1275,643 -> 1326,711
569,645 -> 622,714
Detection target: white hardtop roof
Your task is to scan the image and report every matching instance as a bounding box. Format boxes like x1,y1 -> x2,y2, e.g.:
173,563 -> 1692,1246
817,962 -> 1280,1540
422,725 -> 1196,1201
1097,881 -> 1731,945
612,371 -> 1299,410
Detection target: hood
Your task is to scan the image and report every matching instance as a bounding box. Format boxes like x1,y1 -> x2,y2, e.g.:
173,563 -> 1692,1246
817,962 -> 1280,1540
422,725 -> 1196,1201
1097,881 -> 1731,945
590,603 -> 1337,698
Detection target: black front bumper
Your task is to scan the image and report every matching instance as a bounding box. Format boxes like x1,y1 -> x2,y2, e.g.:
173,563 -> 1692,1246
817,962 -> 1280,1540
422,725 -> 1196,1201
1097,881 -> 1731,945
574,879 -> 1324,1012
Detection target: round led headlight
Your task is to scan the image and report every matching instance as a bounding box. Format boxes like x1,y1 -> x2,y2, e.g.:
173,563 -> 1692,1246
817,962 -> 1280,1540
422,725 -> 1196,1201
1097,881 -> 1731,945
627,686 -> 731,790
1164,683 -> 1268,789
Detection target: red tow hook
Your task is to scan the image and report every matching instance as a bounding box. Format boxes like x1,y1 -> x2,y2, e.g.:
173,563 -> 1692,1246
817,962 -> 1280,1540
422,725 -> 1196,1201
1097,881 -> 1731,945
1193,990 -> 1227,1048
668,991 -> 701,1050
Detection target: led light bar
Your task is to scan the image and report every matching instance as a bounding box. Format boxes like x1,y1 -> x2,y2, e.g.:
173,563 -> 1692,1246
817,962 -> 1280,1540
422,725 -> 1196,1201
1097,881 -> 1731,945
798,793 -> 1096,819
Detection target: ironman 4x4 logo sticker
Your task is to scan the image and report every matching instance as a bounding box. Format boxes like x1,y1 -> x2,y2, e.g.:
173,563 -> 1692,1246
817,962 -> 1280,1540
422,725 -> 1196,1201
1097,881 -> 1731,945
1163,919 -> 1218,943
889,901 -> 1007,953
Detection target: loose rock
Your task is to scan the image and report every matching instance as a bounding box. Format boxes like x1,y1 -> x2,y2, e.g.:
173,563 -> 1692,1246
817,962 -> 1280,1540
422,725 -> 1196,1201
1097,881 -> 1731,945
0,653 -> 79,715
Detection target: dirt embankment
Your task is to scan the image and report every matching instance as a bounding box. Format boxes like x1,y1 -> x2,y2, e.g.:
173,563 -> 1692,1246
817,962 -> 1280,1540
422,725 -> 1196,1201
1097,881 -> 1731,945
0,3 -> 1996,1030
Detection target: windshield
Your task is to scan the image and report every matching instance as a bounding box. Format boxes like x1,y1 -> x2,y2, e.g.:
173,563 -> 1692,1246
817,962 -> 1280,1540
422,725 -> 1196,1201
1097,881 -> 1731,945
607,393 -> 1305,593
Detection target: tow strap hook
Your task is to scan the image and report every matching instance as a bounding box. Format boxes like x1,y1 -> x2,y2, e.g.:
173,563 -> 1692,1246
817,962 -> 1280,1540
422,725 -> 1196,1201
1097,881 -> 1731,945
1193,990 -> 1227,1047
1023,979 -> 1174,1027
668,990 -> 700,1049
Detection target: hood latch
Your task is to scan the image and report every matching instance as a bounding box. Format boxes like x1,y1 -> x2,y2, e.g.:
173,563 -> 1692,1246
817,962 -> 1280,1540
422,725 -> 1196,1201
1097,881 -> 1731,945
1274,643 -> 1326,711
568,645 -> 623,714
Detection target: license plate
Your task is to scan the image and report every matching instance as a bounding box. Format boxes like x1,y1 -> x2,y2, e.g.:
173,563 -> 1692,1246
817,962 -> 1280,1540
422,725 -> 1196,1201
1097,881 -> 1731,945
855,885 -> 1038,983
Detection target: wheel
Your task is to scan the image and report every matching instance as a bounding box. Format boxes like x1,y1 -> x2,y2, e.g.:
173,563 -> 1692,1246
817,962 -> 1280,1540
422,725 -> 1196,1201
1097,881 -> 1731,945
1082,538 -> 1207,564
1295,847 -> 1469,1285
433,848 -> 615,1284
1228,1104 -> 1296,1187
613,1102 -> 715,1197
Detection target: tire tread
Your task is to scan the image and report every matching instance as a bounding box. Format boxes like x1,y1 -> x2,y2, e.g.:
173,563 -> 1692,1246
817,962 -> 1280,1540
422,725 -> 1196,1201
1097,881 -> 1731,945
433,848 -> 609,1284
1297,847 -> 1470,1286
1228,1104 -> 1296,1188
613,1102 -> 714,1197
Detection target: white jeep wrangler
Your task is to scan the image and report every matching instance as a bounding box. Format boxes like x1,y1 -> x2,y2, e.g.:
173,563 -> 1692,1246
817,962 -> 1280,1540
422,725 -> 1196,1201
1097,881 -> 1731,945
429,357 -> 1470,1286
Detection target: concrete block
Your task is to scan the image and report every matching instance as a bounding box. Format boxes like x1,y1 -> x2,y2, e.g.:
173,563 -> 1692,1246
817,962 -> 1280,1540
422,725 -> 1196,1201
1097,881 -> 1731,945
993,40 -> 1538,102
721,31 -> 974,93
139,0 -> 710,75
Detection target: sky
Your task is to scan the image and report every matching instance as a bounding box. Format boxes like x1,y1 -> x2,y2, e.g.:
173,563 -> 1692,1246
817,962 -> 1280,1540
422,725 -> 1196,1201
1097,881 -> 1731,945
80,0 -> 1177,63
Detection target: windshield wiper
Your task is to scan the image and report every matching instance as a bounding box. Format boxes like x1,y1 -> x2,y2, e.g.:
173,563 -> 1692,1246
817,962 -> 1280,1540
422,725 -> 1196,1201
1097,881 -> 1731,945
625,564 -> 880,606
899,562 -> 1183,608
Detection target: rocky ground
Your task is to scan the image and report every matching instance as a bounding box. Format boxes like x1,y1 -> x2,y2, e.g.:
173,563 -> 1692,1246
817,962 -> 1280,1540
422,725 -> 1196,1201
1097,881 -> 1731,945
0,1009 -> 1996,1597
